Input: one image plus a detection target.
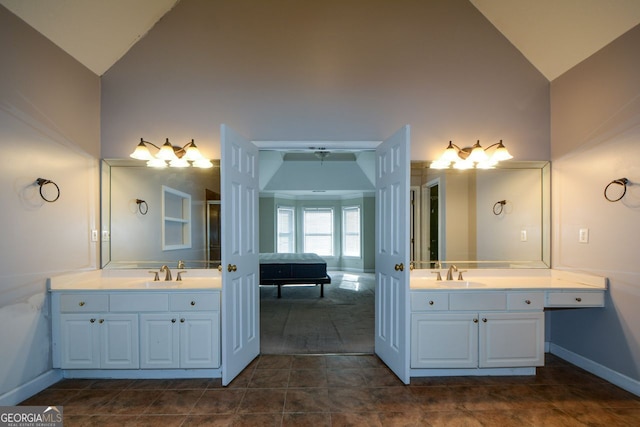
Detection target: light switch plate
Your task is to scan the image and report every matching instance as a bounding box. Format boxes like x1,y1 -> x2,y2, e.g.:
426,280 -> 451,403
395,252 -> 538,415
520,230 -> 527,242
91,229 -> 98,242
579,228 -> 589,243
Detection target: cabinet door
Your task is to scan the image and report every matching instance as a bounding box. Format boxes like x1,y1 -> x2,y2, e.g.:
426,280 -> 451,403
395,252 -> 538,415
180,312 -> 220,369
140,314 -> 180,369
60,314 -> 100,369
479,312 -> 544,368
411,313 -> 478,368
100,314 -> 139,369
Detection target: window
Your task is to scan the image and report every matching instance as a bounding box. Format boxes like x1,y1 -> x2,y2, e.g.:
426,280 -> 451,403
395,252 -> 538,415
303,208 -> 333,256
342,206 -> 361,257
276,206 -> 295,253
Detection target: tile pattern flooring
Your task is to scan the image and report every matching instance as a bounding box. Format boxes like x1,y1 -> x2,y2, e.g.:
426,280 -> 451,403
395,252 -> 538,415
20,354 -> 640,426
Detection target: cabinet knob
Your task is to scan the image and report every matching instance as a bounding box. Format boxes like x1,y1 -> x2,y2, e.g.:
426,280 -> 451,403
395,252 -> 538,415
90,318 -> 96,323
180,318 -> 185,323
473,318 -> 478,323
78,301 -> 85,307
575,297 -> 582,302
428,300 -> 434,306
171,318 -> 176,323
190,301 -> 196,306
99,319 -> 104,324
525,299 -> 531,305
482,318 -> 487,323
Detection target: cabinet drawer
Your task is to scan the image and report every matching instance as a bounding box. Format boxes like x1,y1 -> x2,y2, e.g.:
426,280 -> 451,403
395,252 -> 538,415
60,294 -> 108,312
410,292 -> 449,311
450,292 -> 507,311
507,292 -> 544,310
546,291 -> 604,307
170,293 -> 220,311
110,293 -> 169,311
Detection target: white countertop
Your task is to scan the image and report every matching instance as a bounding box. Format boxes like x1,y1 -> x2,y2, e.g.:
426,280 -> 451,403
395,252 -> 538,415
49,269 -> 222,291
410,268 -> 607,291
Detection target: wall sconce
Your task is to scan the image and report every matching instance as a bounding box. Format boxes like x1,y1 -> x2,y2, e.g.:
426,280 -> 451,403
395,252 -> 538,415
430,140 -> 513,170
130,138 -> 213,168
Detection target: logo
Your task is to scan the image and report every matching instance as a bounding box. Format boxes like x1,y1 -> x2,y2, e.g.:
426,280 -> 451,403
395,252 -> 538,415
0,406 -> 63,427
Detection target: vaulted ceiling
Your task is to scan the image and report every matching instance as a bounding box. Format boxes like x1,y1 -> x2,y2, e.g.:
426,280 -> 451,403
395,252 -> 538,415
2,0 -> 640,80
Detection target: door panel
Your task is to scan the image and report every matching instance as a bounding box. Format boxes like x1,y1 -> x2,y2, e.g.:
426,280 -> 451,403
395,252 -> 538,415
375,126 -> 410,384
221,125 -> 260,386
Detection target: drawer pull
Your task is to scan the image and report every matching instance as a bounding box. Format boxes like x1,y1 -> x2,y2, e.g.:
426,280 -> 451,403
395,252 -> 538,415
473,318 -> 478,323
575,297 -> 582,302
90,318 -> 96,323
78,301 -> 85,307
180,318 -> 185,323
99,319 -> 104,324
428,300 -> 434,306
190,301 -> 196,306
482,318 -> 487,323
525,299 -> 531,305
171,318 -> 176,323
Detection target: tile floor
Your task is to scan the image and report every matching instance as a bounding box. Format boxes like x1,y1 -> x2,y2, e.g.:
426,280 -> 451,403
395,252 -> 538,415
20,353 -> 640,426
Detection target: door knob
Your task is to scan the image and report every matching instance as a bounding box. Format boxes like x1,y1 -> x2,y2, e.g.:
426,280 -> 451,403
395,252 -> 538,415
394,263 -> 404,271
227,264 -> 237,272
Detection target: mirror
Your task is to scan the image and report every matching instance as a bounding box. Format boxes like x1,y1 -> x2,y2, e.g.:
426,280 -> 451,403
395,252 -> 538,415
410,161 -> 550,269
101,159 -> 221,269
101,158 -> 549,270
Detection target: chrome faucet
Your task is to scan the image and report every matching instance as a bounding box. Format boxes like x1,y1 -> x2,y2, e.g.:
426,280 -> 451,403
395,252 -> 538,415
446,265 -> 458,281
160,265 -> 172,281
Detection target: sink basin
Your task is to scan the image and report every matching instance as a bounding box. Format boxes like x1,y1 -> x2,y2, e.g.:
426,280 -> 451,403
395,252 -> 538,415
438,280 -> 486,288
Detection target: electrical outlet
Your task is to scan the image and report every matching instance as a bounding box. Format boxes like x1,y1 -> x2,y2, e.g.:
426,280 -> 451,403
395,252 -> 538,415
579,228 -> 589,243
91,229 -> 98,242
520,230 -> 527,242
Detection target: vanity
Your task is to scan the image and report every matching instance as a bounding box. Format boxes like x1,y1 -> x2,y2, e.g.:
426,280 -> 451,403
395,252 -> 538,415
49,269 -> 222,379
410,268 -> 606,376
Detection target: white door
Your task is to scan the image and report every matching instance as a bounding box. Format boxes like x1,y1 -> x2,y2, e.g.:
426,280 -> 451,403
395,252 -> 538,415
375,126 -> 411,384
221,124 -> 260,385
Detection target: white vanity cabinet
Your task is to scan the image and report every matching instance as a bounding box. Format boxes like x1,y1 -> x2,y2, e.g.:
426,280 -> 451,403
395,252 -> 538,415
56,293 -> 139,369
52,290 -> 221,372
59,313 -> 139,370
410,291 -> 545,370
140,293 -> 220,369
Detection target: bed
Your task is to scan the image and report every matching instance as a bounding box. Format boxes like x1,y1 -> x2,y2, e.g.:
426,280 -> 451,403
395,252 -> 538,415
259,253 -> 331,298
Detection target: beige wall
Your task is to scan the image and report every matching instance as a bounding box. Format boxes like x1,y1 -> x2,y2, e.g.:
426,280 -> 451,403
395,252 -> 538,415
101,0 -> 550,162
550,24 -> 640,383
0,6 -> 100,400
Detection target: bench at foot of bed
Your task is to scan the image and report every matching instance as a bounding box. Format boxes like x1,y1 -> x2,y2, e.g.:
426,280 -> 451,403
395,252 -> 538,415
260,275 -> 332,298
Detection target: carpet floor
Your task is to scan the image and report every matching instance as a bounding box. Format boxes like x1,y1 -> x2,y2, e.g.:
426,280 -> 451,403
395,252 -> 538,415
260,271 -> 374,354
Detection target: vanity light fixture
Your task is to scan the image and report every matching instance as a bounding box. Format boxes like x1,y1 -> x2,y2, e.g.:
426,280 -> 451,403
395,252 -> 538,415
130,138 -> 213,168
430,140 -> 513,170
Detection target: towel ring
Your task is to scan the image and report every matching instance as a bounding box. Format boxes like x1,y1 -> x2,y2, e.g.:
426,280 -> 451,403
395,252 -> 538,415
604,178 -> 628,202
136,199 -> 149,215
493,200 -> 506,215
36,178 -> 60,203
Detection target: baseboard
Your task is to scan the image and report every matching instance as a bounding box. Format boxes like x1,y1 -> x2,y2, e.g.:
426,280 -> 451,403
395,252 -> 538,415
0,369 -> 63,406
550,343 -> 640,397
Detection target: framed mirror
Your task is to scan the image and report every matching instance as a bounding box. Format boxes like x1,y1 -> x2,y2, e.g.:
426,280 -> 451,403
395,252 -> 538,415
410,161 -> 550,269
100,159 -> 221,269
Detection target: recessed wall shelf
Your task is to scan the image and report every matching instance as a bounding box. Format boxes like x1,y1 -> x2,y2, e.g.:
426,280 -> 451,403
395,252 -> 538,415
161,185 -> 191,250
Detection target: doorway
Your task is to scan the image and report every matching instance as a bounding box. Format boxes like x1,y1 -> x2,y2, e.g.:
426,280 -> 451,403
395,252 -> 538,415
257,148 -> 377,354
